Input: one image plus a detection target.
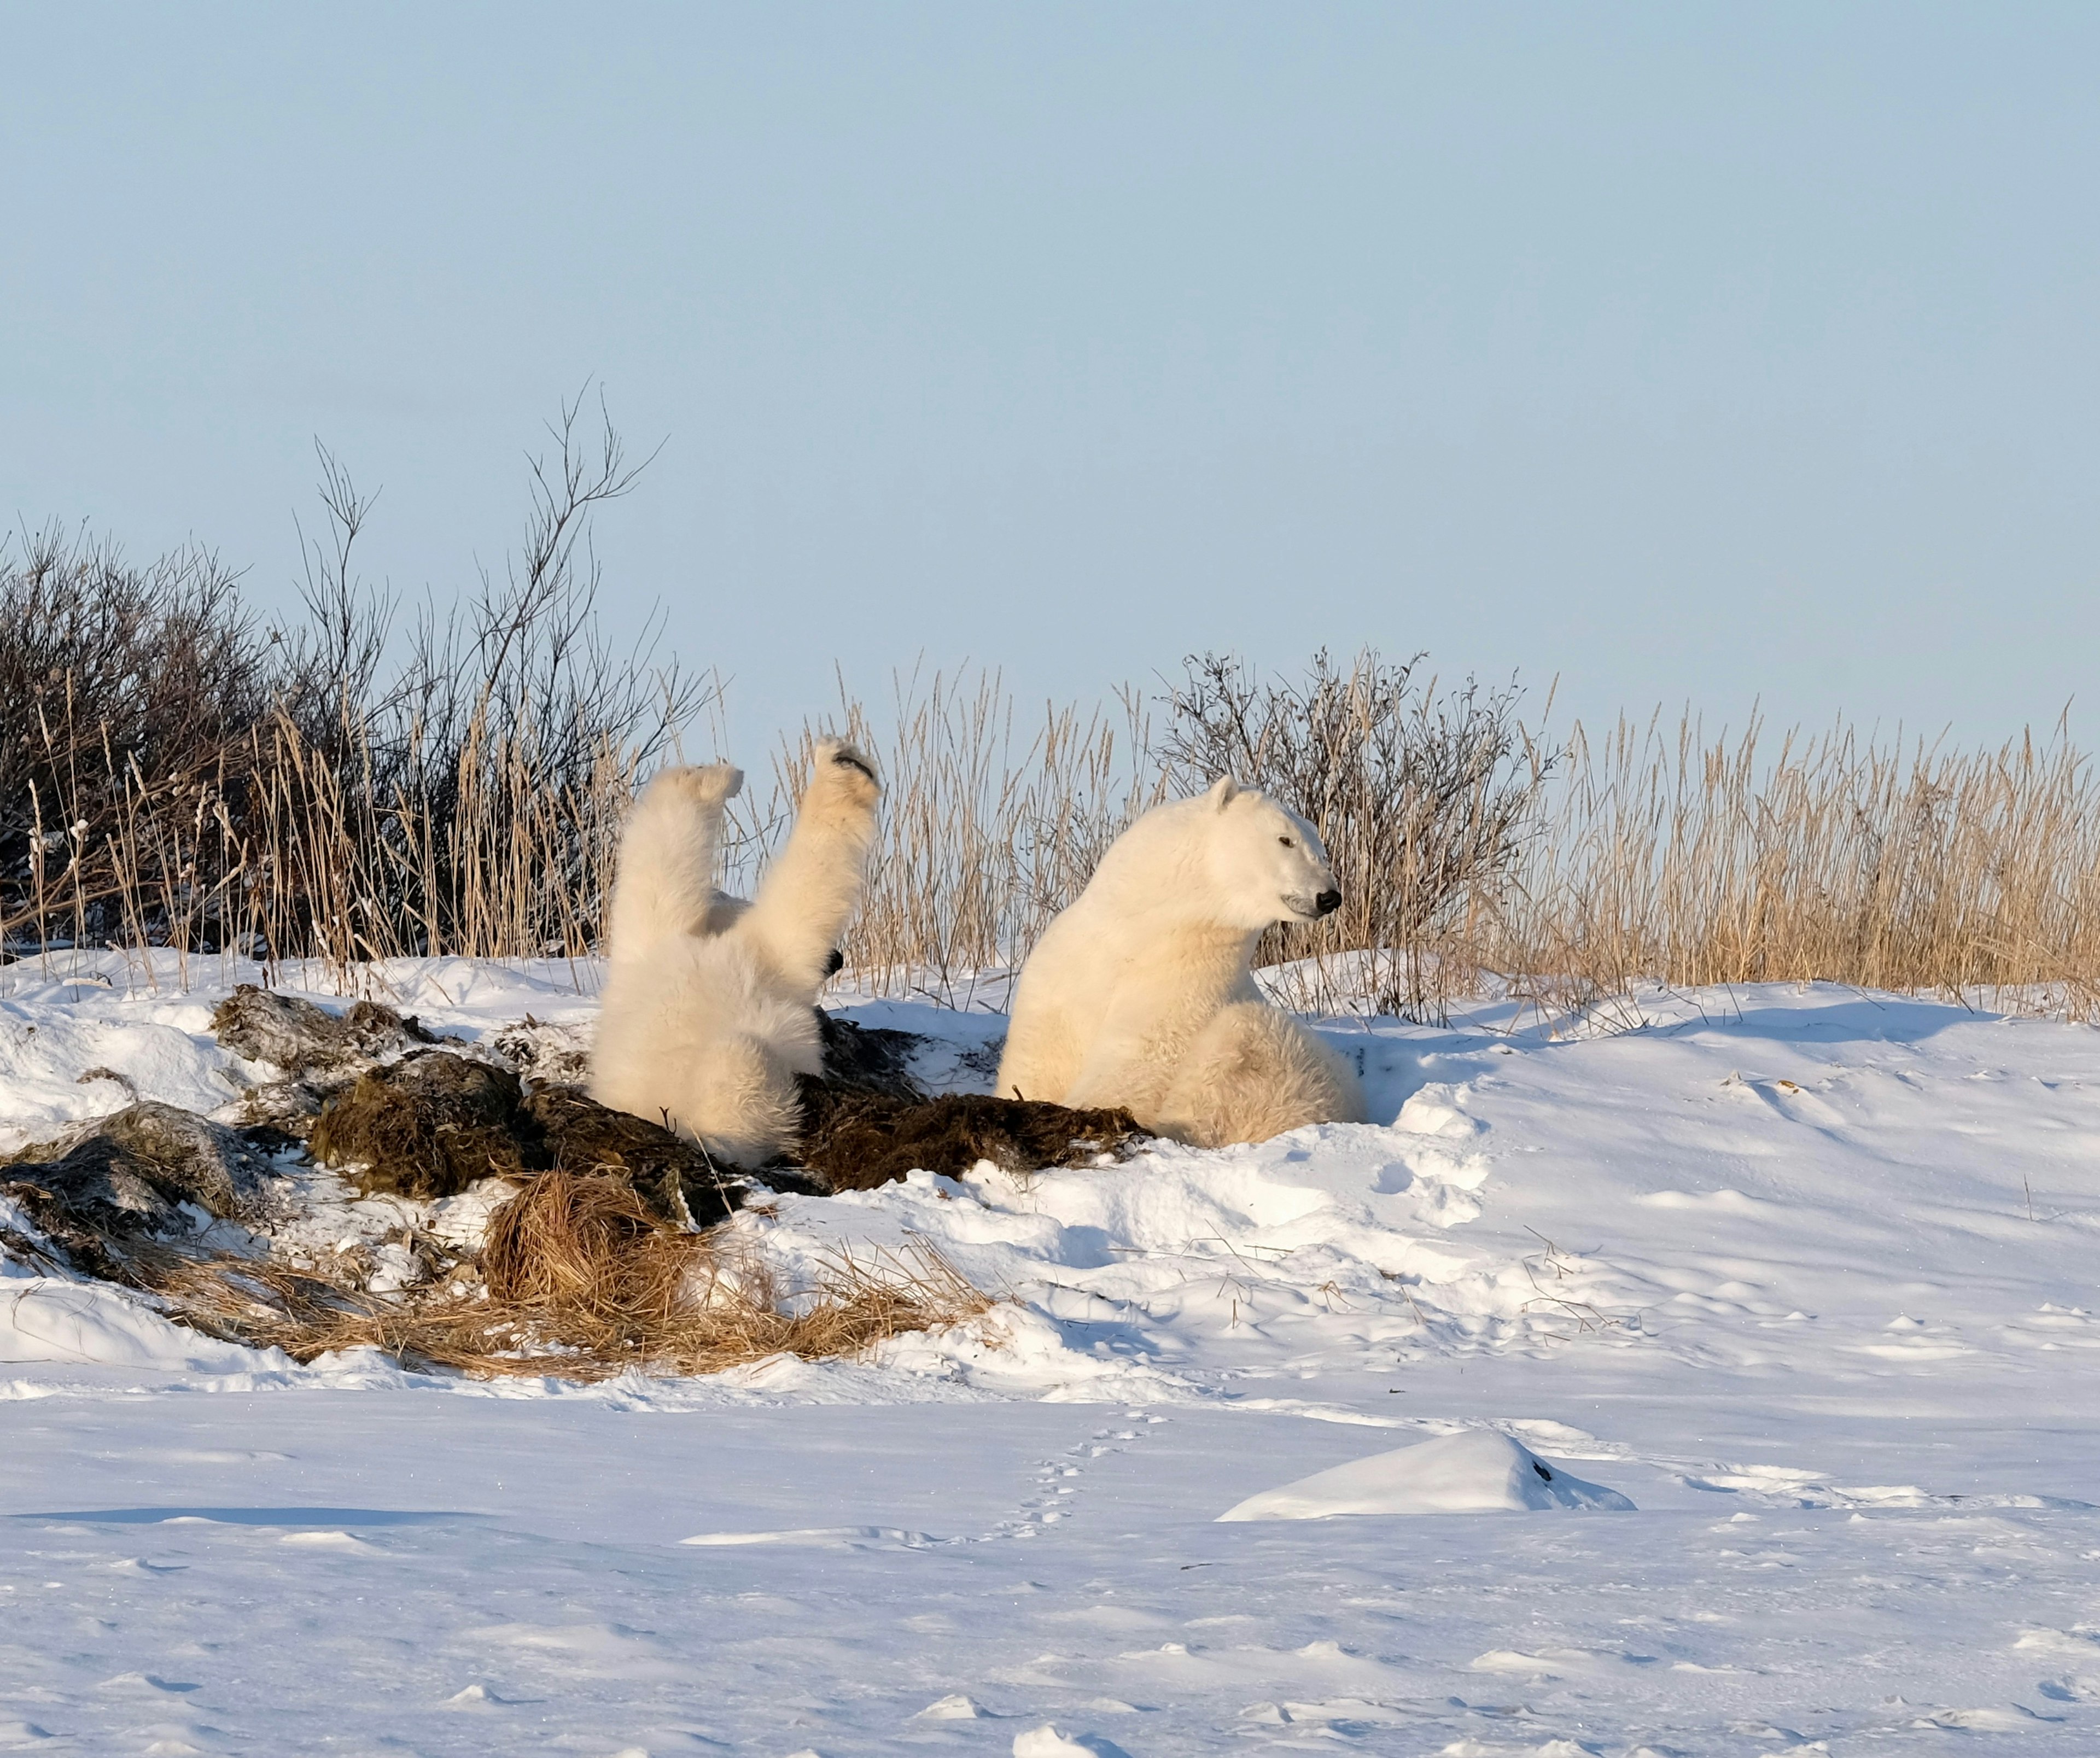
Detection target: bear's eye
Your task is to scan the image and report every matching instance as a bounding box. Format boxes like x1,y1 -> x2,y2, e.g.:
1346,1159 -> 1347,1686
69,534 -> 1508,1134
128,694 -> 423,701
1278,836 -> 1295,848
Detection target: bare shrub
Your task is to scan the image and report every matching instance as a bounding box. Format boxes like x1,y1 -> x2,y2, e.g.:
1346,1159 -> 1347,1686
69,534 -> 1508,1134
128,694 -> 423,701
233,398 -> 709,969
1155,650 -> 1555,1019
0,527 -> 276,964
2,394 -> 709,980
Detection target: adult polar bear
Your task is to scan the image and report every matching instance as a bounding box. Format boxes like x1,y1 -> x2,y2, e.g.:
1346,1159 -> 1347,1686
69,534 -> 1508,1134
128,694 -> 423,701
590,739 -> 880,1166
997,777 -> 1367,1147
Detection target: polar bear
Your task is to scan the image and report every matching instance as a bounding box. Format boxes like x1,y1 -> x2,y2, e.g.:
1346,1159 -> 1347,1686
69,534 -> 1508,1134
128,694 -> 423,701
589,739 -> 880,1166
996,776 -> 1367,1147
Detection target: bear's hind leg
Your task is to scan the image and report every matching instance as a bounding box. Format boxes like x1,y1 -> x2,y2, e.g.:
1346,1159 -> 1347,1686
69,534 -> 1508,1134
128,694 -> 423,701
1155,1002 -> 1367,1148
733,738 -> 882,998
604,763 -> 745,963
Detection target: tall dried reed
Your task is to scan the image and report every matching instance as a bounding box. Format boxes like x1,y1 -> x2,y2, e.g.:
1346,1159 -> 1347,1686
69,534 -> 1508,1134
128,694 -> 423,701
11,465 -> 2098,1020
765,663 -> 2100,1023
726,668 -> 1163,1006
1490,713 -> 2100,1018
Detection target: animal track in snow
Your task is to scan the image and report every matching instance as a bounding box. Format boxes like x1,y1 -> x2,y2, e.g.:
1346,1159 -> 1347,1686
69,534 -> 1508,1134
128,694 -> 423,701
996,1412 -> 1169,1540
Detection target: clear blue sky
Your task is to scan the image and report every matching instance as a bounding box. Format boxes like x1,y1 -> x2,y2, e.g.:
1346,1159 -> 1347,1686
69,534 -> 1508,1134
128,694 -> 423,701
5,3 -> 2095,750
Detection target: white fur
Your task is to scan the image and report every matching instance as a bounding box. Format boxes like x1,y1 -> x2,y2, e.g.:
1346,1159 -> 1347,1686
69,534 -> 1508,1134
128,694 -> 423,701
590,740 -> 881,1167
997,777 -> 1368,1147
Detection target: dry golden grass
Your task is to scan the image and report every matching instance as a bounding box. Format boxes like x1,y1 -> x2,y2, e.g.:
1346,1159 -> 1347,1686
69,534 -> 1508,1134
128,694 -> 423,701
726,668 -> 1160,1006
779,679 -> 2100,1023
13,643 -> 2100,1021
477,1169 -> 711,1360
16,409 -> 2089,1015
1483,714 -> 2100,1019
9,689 -> 644,988
132,1172 -> 993,1382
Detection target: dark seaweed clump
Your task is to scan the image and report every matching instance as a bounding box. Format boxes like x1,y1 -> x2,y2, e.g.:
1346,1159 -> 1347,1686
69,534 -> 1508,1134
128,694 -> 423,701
794,1085 -> 1148,1193
308,1053 -> 536,1200
259,1007 -> 1148,1218
793,1008 -> 1149,1191
307,1051 -> 749,1225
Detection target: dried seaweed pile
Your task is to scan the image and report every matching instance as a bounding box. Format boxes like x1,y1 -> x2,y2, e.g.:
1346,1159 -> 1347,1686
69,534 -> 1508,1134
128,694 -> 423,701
2,1106 -> 989,1380
0,992 -> 1146,1381
797,1087 -> 1147,1192
216,982 -> 749,1224
798,1008 -> 1147,1190
306,1052 -> 754,1226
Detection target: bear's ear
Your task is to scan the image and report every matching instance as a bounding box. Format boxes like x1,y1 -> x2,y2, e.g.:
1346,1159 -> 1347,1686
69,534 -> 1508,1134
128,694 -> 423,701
1208,775 -> 1242,810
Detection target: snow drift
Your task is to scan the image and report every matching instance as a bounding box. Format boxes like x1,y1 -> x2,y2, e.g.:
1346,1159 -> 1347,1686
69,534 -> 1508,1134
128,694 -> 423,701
1216,1427 -> 1635,1518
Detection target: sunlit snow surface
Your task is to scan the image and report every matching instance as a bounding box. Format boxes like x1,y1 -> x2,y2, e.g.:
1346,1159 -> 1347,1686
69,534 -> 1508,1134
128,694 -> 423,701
3,954 -> 2100,1754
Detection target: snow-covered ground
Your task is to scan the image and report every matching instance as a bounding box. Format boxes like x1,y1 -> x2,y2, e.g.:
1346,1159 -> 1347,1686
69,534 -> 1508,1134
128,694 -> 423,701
3,954 -> 2099,1755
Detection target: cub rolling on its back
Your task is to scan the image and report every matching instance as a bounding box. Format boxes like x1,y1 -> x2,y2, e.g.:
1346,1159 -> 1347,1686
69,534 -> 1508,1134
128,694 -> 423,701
996,776 -> 1367,1147
590,739 -> 880,1166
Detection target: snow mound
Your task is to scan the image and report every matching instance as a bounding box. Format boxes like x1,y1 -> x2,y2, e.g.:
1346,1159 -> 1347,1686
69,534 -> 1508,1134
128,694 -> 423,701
679,1526 -> 932,1549
1013,1726 -> 1132,1758
1216,1427 -> 1635,1520
0,1260 -> 285,1375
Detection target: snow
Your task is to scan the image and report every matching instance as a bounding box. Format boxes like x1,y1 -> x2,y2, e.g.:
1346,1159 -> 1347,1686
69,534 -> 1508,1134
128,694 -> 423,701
2,952 -> 2099,1751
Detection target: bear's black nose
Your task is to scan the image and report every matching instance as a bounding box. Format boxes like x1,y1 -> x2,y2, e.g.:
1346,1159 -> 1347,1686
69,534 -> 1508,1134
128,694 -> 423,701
1314,888 -> 1341,917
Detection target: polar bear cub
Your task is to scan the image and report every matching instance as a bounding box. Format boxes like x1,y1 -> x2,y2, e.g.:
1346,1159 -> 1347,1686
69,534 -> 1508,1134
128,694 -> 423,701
996,776 -> 1367,1147
590,739 -> 880,1166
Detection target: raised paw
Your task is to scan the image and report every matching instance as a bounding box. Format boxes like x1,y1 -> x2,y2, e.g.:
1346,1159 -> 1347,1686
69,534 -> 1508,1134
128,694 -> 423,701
810,737 -> 880,801
650,762 -> 745,809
